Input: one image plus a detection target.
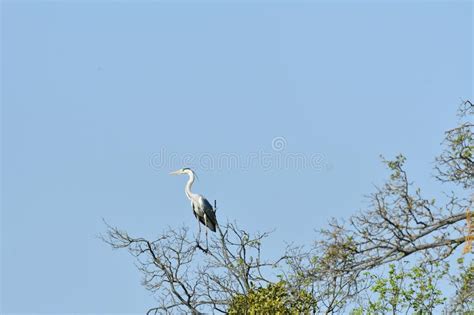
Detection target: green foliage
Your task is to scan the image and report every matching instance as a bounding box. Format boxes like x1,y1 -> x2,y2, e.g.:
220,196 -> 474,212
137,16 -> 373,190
448,257 -> 474,313
383,154 -> 407,181
350,307 -> 364,315
228,281 -> 316,314
353,262 -> 448,314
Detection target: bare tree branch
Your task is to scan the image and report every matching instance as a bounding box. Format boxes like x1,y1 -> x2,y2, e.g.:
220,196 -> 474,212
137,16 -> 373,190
101,221 -> 286,314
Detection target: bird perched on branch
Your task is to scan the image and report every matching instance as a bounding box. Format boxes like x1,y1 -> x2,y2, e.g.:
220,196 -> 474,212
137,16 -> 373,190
170,168 -> 218,250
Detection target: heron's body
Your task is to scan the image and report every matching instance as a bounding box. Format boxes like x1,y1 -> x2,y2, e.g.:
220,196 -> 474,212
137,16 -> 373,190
191,195 -> 216,232
171,168 -> 217,233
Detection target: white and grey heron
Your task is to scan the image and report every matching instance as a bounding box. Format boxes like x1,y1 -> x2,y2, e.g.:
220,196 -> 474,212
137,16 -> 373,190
170,168 -> 218,249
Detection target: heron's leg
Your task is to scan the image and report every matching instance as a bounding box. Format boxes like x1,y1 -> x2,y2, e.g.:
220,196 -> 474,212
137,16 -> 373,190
204,215 -> 209,250
196,218 -> 202,244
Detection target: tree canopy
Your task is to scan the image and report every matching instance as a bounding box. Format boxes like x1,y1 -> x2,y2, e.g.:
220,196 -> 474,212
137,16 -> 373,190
103,100 -> 473,314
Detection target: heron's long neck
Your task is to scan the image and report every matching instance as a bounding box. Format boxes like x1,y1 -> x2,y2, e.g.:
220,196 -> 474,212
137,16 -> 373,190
185,172 -> 197,200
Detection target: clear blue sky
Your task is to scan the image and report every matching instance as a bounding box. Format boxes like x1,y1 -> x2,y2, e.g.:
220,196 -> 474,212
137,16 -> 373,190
1,1 -> 472,313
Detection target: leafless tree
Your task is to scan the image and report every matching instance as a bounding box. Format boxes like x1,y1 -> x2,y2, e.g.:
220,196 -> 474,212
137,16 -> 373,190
436,100 -> 473,189
102,220 -> 287,314
315,100 -> 472,276
284,235 -> 372,314
318,155 -> 469,274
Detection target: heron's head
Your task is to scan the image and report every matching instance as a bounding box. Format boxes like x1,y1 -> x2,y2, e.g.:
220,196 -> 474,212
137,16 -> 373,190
169,167 -> 194,176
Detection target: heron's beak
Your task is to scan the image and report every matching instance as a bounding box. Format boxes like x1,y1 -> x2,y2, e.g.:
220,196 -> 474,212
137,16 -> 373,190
169,170 -> 181,175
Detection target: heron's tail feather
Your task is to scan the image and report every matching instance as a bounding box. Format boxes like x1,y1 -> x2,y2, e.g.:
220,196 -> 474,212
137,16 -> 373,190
207,221 -> 217,232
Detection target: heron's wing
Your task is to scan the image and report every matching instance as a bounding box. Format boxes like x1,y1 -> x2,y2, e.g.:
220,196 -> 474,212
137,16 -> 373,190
192,203 -> 207,226
198,196 -> 218,232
